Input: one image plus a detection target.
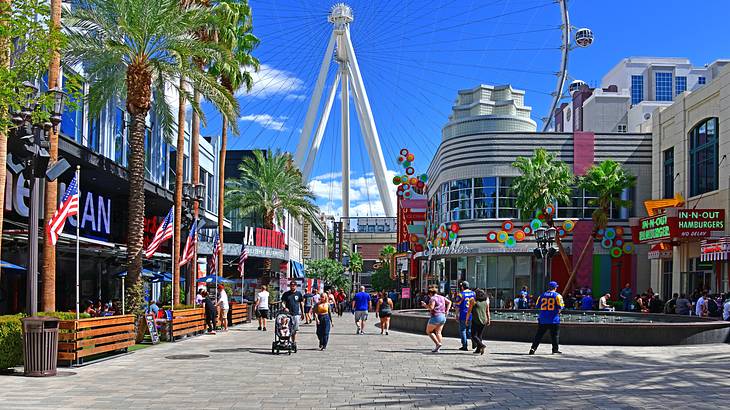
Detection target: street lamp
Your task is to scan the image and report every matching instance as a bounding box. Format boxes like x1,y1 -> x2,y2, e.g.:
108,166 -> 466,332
181,181 -> 205,304
8,82 -> 68,315
533,227 -> 558,291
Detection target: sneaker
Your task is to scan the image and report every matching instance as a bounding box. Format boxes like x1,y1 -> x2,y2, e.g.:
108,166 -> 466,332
552,350 -> 562,355
263,327 -> 266,331
210,331 -> 217,335
431,344 -> 442,353
356,329 -> 361,335
459,346 -> 469,351
529,349 -> 535,355
257,326 -> 261,330
385,331 -> 389,335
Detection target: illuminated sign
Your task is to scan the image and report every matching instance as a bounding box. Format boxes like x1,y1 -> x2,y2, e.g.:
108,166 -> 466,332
634,208 -> 725,243
637,214 -> 672,242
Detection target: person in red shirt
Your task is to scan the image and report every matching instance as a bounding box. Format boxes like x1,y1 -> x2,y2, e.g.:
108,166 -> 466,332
335,289 -> 346,316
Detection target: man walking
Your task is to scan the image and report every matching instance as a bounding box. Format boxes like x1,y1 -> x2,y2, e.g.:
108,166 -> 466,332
529,281 -> 564,355
620,283 -> 632,311
352,286 -> 372,334
281,281 -> 305,346
453,281 -> 475,351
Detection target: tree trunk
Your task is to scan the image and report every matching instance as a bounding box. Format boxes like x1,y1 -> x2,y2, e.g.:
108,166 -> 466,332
217,116 -> 227,278
41,0 -> 62,312
173,76 -> 186,306
0,0 -> 10,284
188,88 -> 200,303
563,233 -> 594,295
263,209 -> 274,271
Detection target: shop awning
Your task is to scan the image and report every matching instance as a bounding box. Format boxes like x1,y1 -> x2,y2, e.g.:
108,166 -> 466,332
291,260 -> 305,278
701,237 -> 729,262
1,260 -> 25,271
197,275 -> 236,284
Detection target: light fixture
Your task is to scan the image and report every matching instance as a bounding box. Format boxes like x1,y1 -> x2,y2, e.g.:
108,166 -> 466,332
546,227 -> 557,241
48,87 -> 67,129
20,81 -> 39,117
534,227 -> 546,241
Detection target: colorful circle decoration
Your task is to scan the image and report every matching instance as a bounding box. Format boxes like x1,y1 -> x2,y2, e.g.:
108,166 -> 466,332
417,181 -> 425,189
420,174 -> 428,182
486,232 -> 497,242
544,205 -> 555,216
601,238 -> 613,249
451,223 -> 460,233
615,226 -> 624,236
400,148 -> 409,156
396,190 -> 404,197
406,153 -> 415,162
448,231 -> 457,241
404,191 -> 412,198
614,239 -> 624,247
622,243 -> 634,254
597,228 -> 605,236
610,247 -> 623,258
409,234 -> 418,242
505,237 -> 516,247
530,219 -> 542,231
406,167 -> 415,175
497,231 -> 509,243
562,219 -> 575,232
535,209 -> 543,218
392,176 -> 401,184
604,227 -> 616,239
557,228 -> 566,237
522,225 -> 533,235
514,230 -> 526,242
502,220 -> 513,231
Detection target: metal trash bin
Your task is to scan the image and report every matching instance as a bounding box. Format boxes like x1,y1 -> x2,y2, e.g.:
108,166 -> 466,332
21,316 -> 60,377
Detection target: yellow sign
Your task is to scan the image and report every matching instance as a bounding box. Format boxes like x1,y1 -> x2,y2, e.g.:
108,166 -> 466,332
644,194 -> 684,216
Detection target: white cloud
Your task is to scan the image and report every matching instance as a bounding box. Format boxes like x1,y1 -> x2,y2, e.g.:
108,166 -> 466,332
239,114 -> 288,131
239,64 -> 305,98
285,94 -> 307,101
309,169 -> 400,218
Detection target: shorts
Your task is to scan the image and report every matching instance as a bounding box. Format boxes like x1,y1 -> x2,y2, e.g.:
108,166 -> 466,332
428,314 -> 446,325
355,310 -> 368,322
256,309 -> 269,318
379,311 -> 392,318
291,315 -> 301,332
304,305 -> 312,314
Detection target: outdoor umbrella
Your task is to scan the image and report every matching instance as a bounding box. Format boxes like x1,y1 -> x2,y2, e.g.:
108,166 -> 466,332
0,260 -> 26,271
196,275 -> 234,284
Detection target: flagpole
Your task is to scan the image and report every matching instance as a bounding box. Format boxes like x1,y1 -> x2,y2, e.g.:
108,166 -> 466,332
75,166 -> 80,321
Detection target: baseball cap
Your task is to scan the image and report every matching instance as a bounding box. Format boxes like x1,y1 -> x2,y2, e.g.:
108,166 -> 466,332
548,281 -> 558,289
461,281 -> 470,288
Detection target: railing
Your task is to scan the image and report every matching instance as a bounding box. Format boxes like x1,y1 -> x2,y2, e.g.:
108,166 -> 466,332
57,315 -> 136,366
230,303 -> 249,326
170,308 -> 206,340
340,217 -> 397,233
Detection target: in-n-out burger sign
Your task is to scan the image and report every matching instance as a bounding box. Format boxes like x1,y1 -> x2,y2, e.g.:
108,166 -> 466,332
633,208 -> 725,244
421,239 -> 471,260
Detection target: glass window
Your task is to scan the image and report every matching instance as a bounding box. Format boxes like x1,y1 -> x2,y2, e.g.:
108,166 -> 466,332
689,117 -> 719,196
655,72 -> 673,102
113,107 -> 126,166
497,177 -> 518,219
446,179 -> 472,221
60,72 -> 84,142
617,124 -> 627,133
474,177 -> 496,219
663,147 -> 674,199
661,260 -> 673,300
144,126 -> 152,179
88,117 -> 100,152
631,75 -> 643,105
675,76 -> 686,95
698,76 -> 706,85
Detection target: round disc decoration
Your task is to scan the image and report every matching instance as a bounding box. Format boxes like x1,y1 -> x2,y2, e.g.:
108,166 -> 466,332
514,230 -> 526,242
397,156 -> 405,163
450,223 -> 460,233
601,238 -> 613,249
615,226 -> 624,236
400,148 -> 409,156
610,247 -> 623,258
403,161 -> 411,167
404,191 -> 412,198
406,167 -> 415,175
448,231 -> 457,241
497,231 -> 509,243
562,219 -> 575,232
622,243 -> 634,254
502,220 -> 514,231
557,228 -> 566,237
604,227 -> 616,239
392,176 -> 401,184
406,153 -> 415,162
596,228 -> 605,238
409,177 -> 418,185
396,190 -> 404,196
614,239 -> 623,247
420,174 -> 428,182
530,219 -> 542,231
409,234 -> 418,242
522,225 -> 533,235
486,232 -> 497,242
505,237 -> 516,247
417,181 -> 425,189
544,205 -> 555,216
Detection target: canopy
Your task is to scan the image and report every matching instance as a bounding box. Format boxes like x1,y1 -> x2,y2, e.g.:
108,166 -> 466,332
0,260 -> 26,271
197,275 -> 235,284
116,268 -> 158,279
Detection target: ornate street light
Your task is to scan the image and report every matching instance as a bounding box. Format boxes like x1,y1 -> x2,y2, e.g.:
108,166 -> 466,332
533,227 -> 558,291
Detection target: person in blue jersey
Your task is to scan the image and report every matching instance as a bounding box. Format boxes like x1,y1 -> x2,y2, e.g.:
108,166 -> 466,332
529,281 -> 564,355
453,281 -> 476,351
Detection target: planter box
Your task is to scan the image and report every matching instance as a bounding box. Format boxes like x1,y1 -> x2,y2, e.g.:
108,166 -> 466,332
57,315 -> 136,366
231,303 -> 249,326
170,308 -> 205,340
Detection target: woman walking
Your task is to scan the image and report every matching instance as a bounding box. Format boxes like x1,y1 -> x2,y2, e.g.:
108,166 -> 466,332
376,290 -> 394,335
467,289 -> 491,354
420,286 -> 451,353
255,285 -> 270,331
315,292 -> 332,350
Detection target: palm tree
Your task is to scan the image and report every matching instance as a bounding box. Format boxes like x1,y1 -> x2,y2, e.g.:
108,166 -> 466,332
0,0 -> 11,284
379,244 -> 397,279
511,148 -> 575,274
209,0 -> 259,278
225,150 -> 318,270
563,160 -> 636,294
65,0 -> 238,313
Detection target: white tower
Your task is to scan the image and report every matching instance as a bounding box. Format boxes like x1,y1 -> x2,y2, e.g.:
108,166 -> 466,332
294,3 -> 395,217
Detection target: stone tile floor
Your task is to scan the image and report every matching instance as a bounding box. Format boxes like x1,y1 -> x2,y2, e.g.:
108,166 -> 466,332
1,315 -> 729,409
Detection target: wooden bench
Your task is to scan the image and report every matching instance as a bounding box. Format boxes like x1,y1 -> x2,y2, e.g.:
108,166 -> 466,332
170,308 -> 205,340
230,303 -> 249,326
57,315 -> 136,366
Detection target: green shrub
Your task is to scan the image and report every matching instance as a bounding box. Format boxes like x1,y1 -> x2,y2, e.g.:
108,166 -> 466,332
36,311 -> 91,320
0,315 -> 24,370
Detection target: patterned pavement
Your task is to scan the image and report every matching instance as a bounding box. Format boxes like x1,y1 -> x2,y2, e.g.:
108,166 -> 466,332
1,314 -> 729,409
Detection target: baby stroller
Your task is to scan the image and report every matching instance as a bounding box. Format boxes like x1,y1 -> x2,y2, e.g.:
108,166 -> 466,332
271,312 -> 297,355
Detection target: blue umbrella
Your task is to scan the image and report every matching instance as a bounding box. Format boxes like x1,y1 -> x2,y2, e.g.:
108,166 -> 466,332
196,275 -> 234,284
1,260 -> 26,271
116,268 -> 158,279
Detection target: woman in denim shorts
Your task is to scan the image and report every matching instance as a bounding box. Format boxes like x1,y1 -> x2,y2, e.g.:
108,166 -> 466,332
421,286 -> 452,353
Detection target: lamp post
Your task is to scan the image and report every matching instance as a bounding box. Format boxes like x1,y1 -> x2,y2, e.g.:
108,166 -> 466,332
181,182 -> 205,304
8,82 -> 68,315
533,227 -> 558,292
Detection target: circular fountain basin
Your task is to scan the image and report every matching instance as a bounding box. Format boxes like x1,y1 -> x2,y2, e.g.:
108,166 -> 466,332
390,309 -> 730,345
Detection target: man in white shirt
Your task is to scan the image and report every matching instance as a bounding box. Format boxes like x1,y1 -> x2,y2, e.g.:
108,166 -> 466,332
255,285 -> 270,331
723,293 -> 730,321
599,293 -> 613,311
695,292 -> 708,317
216,284 -> 229,331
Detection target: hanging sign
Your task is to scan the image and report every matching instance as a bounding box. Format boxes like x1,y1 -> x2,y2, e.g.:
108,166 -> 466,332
633,208 -> 725,243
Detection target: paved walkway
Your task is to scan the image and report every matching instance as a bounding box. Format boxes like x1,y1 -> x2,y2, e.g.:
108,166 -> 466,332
2,315 -> 729,409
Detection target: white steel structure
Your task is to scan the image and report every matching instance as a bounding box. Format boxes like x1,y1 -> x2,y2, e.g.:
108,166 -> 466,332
294,3 -> 395,217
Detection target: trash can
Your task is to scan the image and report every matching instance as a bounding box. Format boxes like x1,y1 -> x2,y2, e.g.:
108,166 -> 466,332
21,316 -> 60,377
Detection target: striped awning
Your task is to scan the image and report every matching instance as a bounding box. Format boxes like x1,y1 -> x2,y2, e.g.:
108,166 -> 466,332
700,237 -> 730,262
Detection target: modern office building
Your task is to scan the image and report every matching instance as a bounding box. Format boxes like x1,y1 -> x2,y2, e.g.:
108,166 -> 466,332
413,85 -> 653,307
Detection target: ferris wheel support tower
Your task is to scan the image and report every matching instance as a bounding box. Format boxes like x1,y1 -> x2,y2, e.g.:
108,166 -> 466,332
294,3 -> 395,218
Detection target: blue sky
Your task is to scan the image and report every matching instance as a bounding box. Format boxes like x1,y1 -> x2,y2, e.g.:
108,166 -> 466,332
200,0 -> 730,217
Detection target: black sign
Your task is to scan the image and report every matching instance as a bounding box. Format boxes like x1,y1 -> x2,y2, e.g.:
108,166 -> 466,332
331,222 -> 343,261
145,314 -> 159,344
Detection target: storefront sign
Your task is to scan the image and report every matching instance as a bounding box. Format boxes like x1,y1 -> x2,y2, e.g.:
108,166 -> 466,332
633,208 -> 725,243
637,214 -> 672,242
420,239 -> 472,260
701,237 -> 729,262
238,225 -> 285,250
331,222 -> 343,261
246,245 -> 288,261
648,243 -> 673,260
402,288 -> 411,299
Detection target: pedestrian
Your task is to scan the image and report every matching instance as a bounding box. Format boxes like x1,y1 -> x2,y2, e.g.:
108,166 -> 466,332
352,286 -> 372,334
336,289 -> 346,317
466,289 -> 490,355
598,293 -> 612,311
303,288 -> 314,324
281,281 -> 305,345
580,293 -> 594,310
202,290 -> 217,334
664,293 -> 679,314
620,283 -> 632,311
529,281 -> 564,355
453,281 -> 475,351
255,285 -> 270,331
723,293 -> 730,321
328,289 -> 336,315
315,292 -> 332,350
696,291 -> 709,317
376,290 -> 393,335
216,284 -> 229,331
421,286 -> 451,353
675,293 -> 691,315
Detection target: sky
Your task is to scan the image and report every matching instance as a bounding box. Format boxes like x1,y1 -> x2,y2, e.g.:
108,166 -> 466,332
200,0 -> 730,218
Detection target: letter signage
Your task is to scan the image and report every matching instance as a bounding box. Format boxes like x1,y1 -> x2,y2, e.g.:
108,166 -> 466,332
634,208 -> 725,243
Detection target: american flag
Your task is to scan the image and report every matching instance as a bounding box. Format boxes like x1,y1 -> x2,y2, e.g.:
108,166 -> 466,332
237,243 -> 248,277
48,175 -> 79,245
210,232 -> 221,274
144,207 -> 174,259
178,219 -> 198,267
